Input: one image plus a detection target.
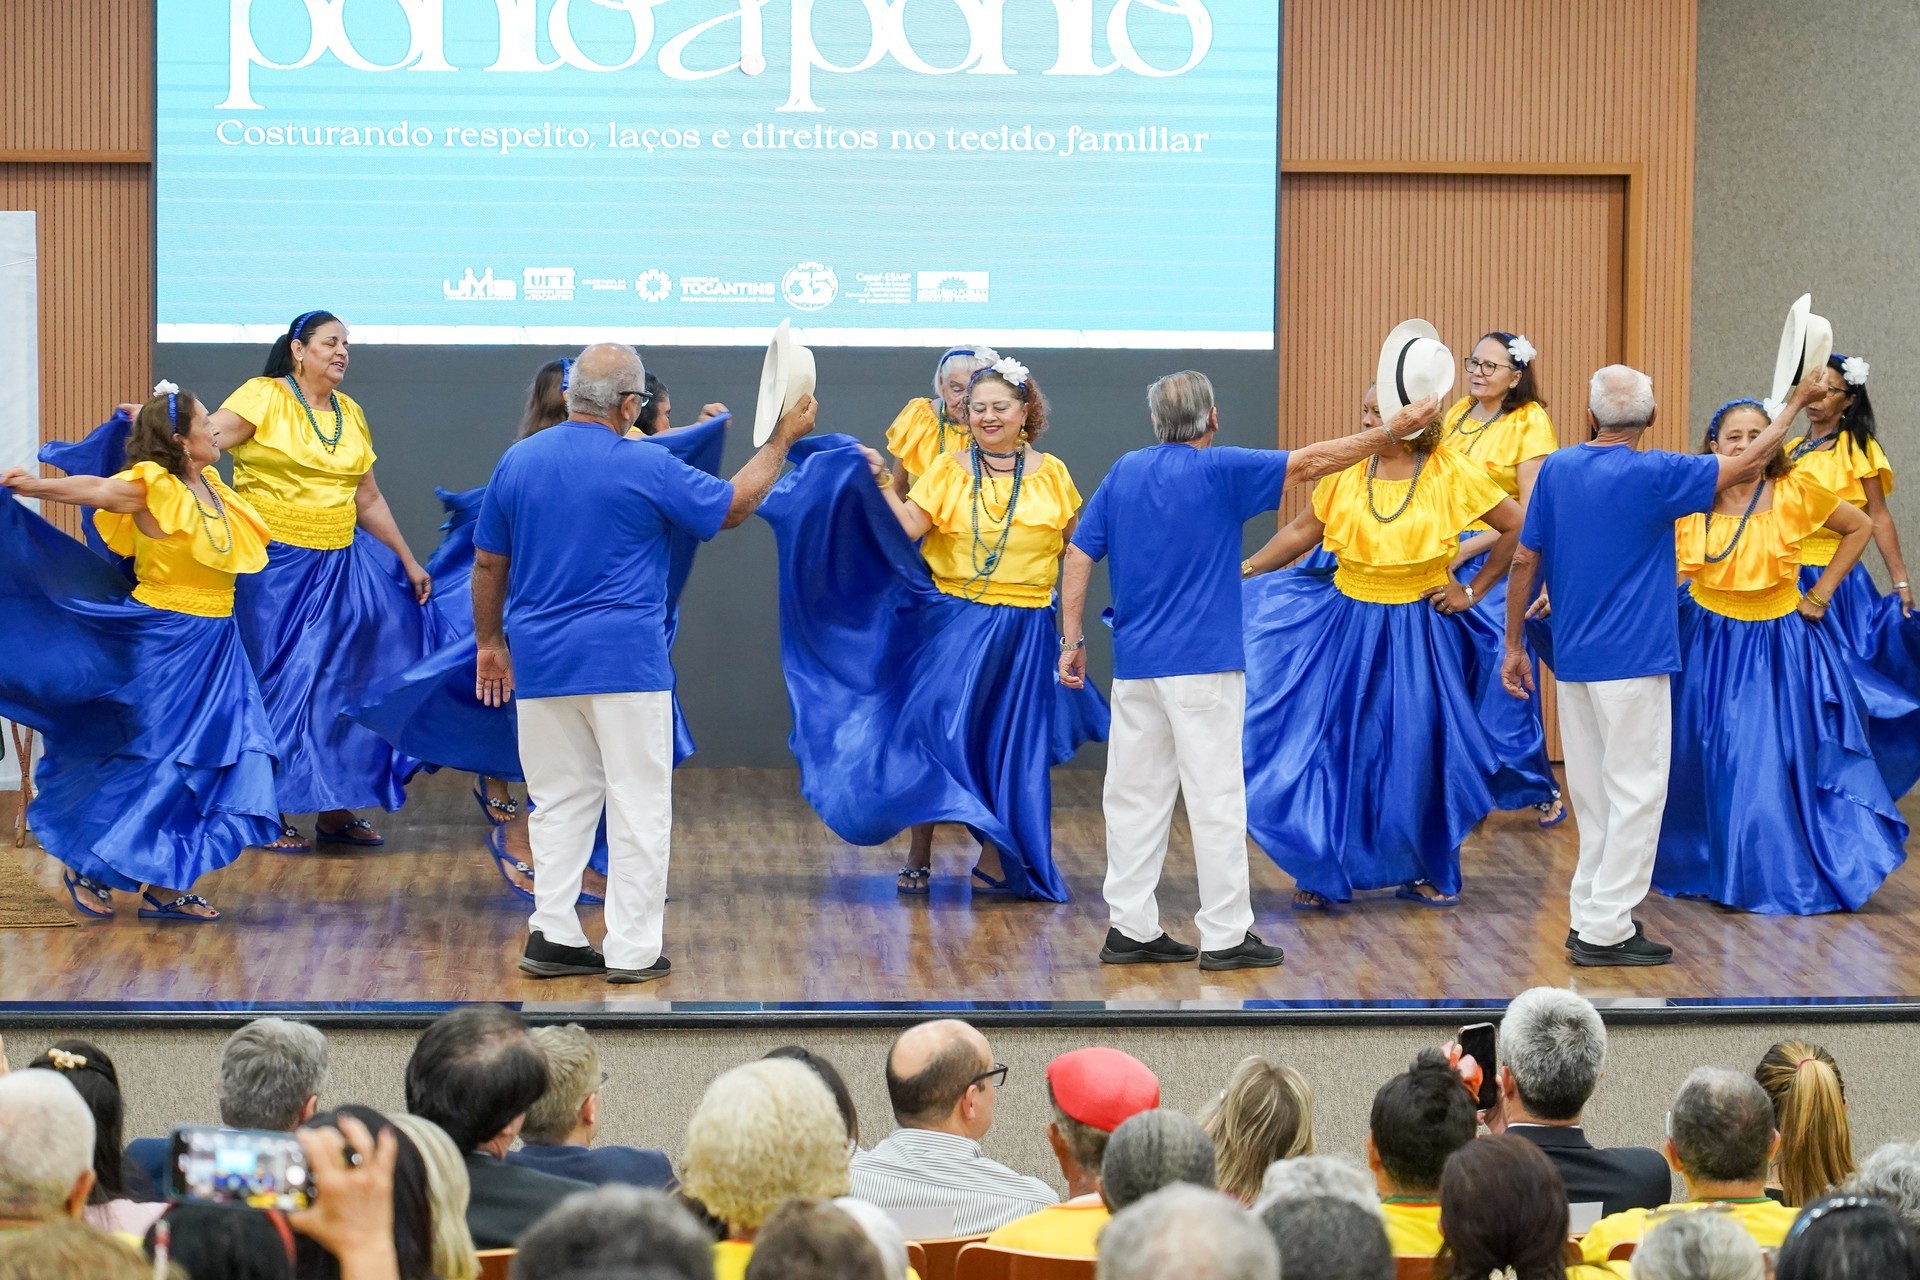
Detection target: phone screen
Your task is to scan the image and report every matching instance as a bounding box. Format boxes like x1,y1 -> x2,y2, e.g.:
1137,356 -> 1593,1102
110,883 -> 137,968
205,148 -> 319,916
167,1125 -> 313,1211
1457,1022 -> 1498,1110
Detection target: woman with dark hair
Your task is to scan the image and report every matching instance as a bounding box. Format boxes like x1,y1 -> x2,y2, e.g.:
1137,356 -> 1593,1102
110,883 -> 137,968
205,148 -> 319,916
1437,1135 -> 1612,1279
764,356 -> 1108,901
31,1039 -> 165,1235
882,344 -> 999,498
203,310 -> 447,851
0,386 -> 278,921
146,1202 -> 298,1280
624,371 -> 726,439
764,1046 -> 861,1151
1776,1194 -> 1920,1280
1653,399 -> 1904,915
296,1106 -> 434,1280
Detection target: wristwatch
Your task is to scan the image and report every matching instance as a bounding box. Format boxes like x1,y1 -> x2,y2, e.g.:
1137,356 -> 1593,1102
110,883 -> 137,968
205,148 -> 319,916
1061,636 -> 1085,652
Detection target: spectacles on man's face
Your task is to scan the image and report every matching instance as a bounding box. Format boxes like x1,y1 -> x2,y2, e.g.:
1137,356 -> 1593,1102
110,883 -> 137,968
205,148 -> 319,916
969,1063 -> 1009,1091
1465,358 -> 1515,375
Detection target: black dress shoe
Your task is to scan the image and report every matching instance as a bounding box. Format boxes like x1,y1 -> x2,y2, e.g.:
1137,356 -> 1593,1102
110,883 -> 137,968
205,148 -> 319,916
1198,932 -> 1286,971
1099,928 -> 1200,965
1569,924 -> 1673,967
519,931 -> 607,978
606,956 -> 672,985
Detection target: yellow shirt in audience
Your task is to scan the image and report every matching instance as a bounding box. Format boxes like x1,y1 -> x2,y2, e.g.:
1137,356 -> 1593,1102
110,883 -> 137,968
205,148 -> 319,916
985,1194 -> 1110,1256
1579,1198 -> 1798,1263
1381,1199 -> 1444,1257
713,1240 -> 753,1280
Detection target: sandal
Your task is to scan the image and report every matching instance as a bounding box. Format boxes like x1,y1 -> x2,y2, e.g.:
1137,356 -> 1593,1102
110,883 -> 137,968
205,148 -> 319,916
138,891 -> 220,922
896,866 -> 930,895
486,827 -> 535,905
63,870 -> 114,919
471,778 -> 518,826
263,823 -> 312,853
970,866 -> 1017,897
1291,889 -> 1332,912
1394,880 -> 1461,908
315,817 -> 385,848
1536,793 -> 1568,829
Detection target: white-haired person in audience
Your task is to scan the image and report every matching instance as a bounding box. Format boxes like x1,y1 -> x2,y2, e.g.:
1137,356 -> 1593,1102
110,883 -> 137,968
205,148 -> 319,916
1580,1067 -> 1798,1263
1255,1155 -> 1381,1218
1258,1196 -> 1392,1280
511,1023 -> 673,1189
1633,1209 -> 1766,1280
389,1113 -> 479,1280
0,1069 -> 98,1230
680,1058 -> 851,1280
1201,1055 -> 1315,1205
1100,1109 -> 1218,1212
835,1196 -> 911,1280
510,1185 -> 717,1280
1846,1141 -> 1920,1234
1097,1183 -> 1279,1280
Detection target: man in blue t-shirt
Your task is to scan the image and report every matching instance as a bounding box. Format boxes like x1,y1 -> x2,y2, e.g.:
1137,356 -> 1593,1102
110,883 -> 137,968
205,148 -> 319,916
1061,371 -> 1436,971
1503,367 -> 1813,966
473,343 -> 815,983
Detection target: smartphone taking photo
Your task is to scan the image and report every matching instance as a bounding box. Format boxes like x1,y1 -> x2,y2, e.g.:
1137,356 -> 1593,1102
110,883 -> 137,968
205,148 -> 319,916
167,1124 -> 313,1211
1457,1022 -> 1499,1111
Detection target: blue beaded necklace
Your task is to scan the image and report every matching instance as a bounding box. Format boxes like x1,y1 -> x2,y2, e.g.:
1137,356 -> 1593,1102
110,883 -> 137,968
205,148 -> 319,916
1789,430 -> 1841,462
960,444 -> 1025,600
284,374 -> 345,453
1364,450 -> 1426,523
187,473 -> 233,555
935,401 -> 958,455
1704,479 -> 1767,563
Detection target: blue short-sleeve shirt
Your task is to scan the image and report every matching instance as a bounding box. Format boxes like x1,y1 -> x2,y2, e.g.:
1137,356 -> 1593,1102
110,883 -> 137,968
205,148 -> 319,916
1072,444 -> 1291,679
474,421 -> 733,698
1520,443 -> 1719,683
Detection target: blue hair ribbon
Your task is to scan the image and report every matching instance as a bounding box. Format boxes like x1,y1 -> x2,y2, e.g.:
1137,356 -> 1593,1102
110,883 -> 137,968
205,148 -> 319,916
1707,397 -> 1769,441
560,357 -> 573,393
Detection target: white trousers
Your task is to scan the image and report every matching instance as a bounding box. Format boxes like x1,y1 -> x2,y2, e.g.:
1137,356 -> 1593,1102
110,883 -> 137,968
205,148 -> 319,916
1102,673 -> 1256,953
1557,675 -> 1672,947
518,691 -> 673,970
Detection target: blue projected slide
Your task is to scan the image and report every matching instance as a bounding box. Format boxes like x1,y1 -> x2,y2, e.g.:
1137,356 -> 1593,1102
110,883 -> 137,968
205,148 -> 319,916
156,2 -> 1277,347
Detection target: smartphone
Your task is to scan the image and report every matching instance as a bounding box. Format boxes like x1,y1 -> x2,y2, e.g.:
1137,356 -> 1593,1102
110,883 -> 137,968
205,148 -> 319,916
1457,1022 -> 1498,1110
167,1124 -> 313,1211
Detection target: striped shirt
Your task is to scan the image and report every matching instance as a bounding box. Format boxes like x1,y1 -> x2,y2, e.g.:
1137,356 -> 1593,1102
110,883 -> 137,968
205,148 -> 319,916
850,1128 -> 1059,1236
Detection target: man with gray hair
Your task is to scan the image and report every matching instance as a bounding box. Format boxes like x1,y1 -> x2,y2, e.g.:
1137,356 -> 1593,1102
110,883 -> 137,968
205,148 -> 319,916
510,1184 -> 715,1280
1494,986 -> 1669,1215
474,342 -> 815,982
1062,369 -> 1436,969
1254,1154 -> 1380,1217
1258,1196 -> 1393,1280
1503,368 -> 1818,966
1098,1183 -> 1279,1280
0,1070 -> 97,1229
1633,1209 -> 1765,1280
1100,1109 -> 1217,1212
1847,1141 -> 1920,1234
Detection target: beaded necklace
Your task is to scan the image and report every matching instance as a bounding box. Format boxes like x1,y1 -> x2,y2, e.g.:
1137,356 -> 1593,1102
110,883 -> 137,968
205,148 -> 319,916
1704,479 -> 1766,564
959,444 -> 1025,599
1448,401 -> 1505,455
1789,430 -> 1842,462
186,472 -> 234,555
284,374 -> 345,453
934,401 -> 959,456
1364,450 -> 1426,523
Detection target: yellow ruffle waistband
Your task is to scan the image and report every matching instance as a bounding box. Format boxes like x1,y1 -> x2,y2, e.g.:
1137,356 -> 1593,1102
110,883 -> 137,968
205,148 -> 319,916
931,576 -> 1053,608
133,581 -> 235,618
1334,564 -> 1452,605
1799,528 -> 1840,568
1688,580 -> 1801,621
243,492 -> 356,550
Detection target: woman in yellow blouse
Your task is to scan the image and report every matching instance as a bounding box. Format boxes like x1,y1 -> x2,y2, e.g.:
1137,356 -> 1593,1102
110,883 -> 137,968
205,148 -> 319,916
1655,399 -> 1904,915
1239,407 -> 1524,909
0,385 -> 279,920
206,310 -> 446,851
1789,353 -> 1912,624
883,344 -> 999,498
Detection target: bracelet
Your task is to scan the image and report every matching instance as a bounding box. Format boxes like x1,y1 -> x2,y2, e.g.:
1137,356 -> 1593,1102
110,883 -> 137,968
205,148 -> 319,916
1060,636 -> 1085,652
1896,581 -> 1911,591
1805,590 -> 1831,609
874,468 -> 894,490
1241,558 -> 1256,578
1464,584 -> 1475,604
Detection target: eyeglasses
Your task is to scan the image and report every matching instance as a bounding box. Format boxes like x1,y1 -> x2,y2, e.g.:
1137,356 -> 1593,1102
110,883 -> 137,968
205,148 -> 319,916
1464,358 -> 1515,375
970,1063 -> 1009,1091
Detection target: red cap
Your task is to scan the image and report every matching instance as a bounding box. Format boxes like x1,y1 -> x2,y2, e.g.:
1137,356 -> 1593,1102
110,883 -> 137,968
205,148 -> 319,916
1046,1048 -> 1160,1132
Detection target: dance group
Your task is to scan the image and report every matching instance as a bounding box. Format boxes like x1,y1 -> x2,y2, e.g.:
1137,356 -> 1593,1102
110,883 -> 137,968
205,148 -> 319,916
0,302 -> 1915,977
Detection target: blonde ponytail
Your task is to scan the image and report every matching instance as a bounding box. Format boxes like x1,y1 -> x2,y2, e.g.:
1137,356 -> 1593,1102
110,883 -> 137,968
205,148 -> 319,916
1756,1041 -> 1854,1207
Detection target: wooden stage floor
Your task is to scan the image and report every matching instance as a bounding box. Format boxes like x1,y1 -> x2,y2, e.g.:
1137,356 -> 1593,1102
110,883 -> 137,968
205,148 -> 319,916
5,768 -> 1920,1011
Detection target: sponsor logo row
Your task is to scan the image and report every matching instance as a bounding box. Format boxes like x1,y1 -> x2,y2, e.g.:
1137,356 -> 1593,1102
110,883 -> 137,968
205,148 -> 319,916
442,264 -> 989,308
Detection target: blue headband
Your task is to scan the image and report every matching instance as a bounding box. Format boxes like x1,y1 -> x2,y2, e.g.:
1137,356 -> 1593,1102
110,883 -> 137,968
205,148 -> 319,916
560,358 -> 572,393
1707,398 -> 1768,441
168,392 -> 179,431
288,310 -> 322,341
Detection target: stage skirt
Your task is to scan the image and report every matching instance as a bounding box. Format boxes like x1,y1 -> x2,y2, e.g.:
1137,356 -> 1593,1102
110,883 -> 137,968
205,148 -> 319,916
1242,569 -> 1511,902
1656,593 -> 1906,914
423,484 -> 484,626
759,435 -> 1109,902
1800,562 -> 1920,796
0,495 -> 279,890
1455,542 -> 1558,809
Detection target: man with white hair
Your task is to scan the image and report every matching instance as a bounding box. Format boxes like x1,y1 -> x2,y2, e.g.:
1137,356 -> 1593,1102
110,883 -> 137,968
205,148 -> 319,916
0,1070 -> 97,1229
1098,1183 -> 1279,1280
1503,368 -> 1816,965
1254,1155 -> 1381,1217
474,341 -> 816,982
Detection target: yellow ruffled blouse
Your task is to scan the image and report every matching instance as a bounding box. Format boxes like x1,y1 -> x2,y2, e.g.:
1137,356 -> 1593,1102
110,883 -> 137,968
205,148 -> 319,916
1676,472 -> 1842,620
223,376 -> 376,549
884,397 -> 970,482
1443,398 -> 1557,532
94,461 -> 270,618
908,449 -> 1082,607
1787,433 -> 1894,566
1312,445 -> 1508,604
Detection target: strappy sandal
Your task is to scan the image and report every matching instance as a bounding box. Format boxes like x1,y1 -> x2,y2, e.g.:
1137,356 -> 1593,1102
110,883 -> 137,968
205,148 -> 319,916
1394,880 -> 1461,908
315,817 -> 385,848
471,779 -> 518,826
970,866 -> 1017,897
1291,889 -> 1332,912
263,823 -> 312,853
896,866 -> 930,895
1536,792 -> 1568,828
138,891 -> 220,922
63,870 -> 114,919
487,826 -> 535,905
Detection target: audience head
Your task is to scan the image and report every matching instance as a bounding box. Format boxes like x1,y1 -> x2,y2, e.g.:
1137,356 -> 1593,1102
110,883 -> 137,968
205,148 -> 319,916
1499,986 -> 1606,1121
1845,1141 -> 1920,1235
1756,1040 -> 1854,1207
147,1203 -> 297,1280
1776,1194 -> 1920,1280
28,1040 -> 129,1201
388,1114 -> 478,1280
1258,1196 -> 1393,1280
1366,1049 -> 1475,1196
1589,363 -> 1656,434
1437,1134 -> 1570,1280
1633,1208 -> 1765,1280
1667,1067 -> 1778,1190
510,1185 -> 715,1280
883,1019 -> 1003,1140
1255,1155 -> 1380,1217
680,1058 -> 850,1235
523,1024 -> 602,1148
1045,1047 -> 1160,1192
404,1005 -> 548,1154
296,1106 -> 433,1280
1201,1055 -> 1314,1205
220,1019 -> 329,1132
0,1218 -> 159,1280
743,1197 -> 884,1280
1100,1109 -> 1217,1213
765,1046 -> 860,1151
833,1197 -> 909,1280
1098,1184 -> 1279,1280
0,1069 -> 96,1223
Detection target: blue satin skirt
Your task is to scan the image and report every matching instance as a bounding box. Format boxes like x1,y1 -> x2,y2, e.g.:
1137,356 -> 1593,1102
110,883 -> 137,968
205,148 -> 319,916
1656,595 -> 1906,914
0,495 -> 279,890
760,436 -> 1108,902
1242,570 -> 1510,901
234,531 -> 449,814
1801,562 -> 1920,796
1455,543 -> 1557,808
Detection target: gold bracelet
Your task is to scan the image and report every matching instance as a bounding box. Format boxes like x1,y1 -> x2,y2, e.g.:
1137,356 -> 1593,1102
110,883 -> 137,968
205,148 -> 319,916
1805,589 -> 1831,609
1241,558 -> 1256,578
875,468 -> 894,490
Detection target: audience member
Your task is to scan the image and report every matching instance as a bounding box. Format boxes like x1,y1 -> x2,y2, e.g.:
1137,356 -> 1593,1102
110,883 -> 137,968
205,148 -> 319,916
1495,986 -> 1671,1215
1437,1134 -> 1609,1279
1258,1196 -> 1392,1280
1632,1209 -> 1765,1280
986,1047 -> 1160,1256
128,1018 -> 330,1193
403,1006 -> 588,1248
295,1107 -> 433,1280
0,1218 -> 164,1279
1580,1067 -> 1798,1262
1845,1140 -> 1920,1234
1200,1055 -> 1314,1205
765,1046 -> 861,1152
288,1113 -> 406,1280
1097,1184 -> 1278,1280
1365,1049 -> 1474,1256
388,1114 -> 479,1280
742,1197 -> 885,1280
833,1197 -> 910,1280
849,1019 -> 1055,1235
146,1202 -> 298,1280
510,1025 -> 673,1190
0,1069 -> 97,1229
510,1185 -> 716,1280
679,1058 -> 850,1280
27,1040 -> 164,1237
1756,1041 -> 1855,1207
1254,1155 -> 1380,1217
1100,1109 -> 1217,1212
1775,1194 -> 1920,1280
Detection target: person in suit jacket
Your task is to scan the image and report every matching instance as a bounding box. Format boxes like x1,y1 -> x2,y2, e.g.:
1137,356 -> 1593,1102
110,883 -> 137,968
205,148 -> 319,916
1490,986 -> 1671,1217
508,1024 -> 674,1189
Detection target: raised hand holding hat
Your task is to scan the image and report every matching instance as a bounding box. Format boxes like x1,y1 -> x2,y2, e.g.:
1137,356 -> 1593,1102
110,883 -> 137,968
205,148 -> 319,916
1375,319 -> 1455,438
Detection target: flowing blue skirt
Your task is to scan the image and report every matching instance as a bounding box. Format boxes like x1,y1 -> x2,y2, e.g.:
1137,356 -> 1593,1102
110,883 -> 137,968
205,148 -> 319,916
760,435 -> 1108,902
0,495 -> 279,890
1801,562 -> 1920,796
1242,570 -> 1510,900
1455,542 -> 1557,808
1657,595 -> 1906,914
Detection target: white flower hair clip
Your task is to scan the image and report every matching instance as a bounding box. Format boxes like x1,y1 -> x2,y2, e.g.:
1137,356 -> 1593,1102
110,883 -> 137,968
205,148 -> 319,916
151,379 -> 180,397
1506,335 -> 1537,368
1842,355 -> 1870,387
991,356 -> 1030,387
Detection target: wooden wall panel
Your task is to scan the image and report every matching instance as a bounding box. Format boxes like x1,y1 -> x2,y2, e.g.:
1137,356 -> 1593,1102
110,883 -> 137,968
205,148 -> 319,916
0,2 -> 151,157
